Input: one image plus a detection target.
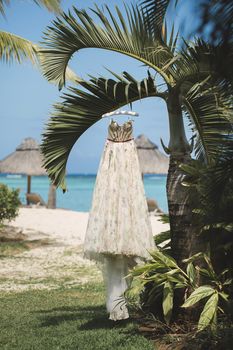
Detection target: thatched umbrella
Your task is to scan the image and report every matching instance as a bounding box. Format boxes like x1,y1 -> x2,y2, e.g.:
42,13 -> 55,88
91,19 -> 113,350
135,134 -> 169,213
0,138 -> 54,206
135,134 -> 169,174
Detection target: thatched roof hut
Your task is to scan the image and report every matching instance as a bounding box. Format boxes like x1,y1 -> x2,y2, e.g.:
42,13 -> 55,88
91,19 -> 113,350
0,138 -> 54,206
135,134 -> 169,174
0,138 -> 46,176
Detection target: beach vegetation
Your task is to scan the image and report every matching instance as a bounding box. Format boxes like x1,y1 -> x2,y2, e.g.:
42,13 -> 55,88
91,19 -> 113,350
181,156 -> 233,281
125,149 -> 233,345
126,148 -> 233,343
127,251 -> 231,331
125,249 -> 233,349
0,184 -> 20,225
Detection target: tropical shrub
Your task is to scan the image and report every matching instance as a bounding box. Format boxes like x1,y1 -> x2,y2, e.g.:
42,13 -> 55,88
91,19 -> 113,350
181,155 -> 233,283
0,184 -> 21,225
127,251 -> 231,332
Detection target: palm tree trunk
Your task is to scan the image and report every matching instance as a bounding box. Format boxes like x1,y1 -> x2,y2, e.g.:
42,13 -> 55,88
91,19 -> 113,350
47,183 -> 56,209
165,89 -> 206,315
166,89 -> 203,268
167,153 -> 193,266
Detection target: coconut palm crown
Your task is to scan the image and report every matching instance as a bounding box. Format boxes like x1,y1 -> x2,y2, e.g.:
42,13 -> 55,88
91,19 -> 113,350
39,4 -> 232,188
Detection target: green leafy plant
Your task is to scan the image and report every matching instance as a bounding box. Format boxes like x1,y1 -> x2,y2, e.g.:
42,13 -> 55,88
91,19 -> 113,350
127,250 -> 192,324
181,154 -> 233,281
182,253 -> 231,331
127,251 -> 231,331
0,184 -> 20,225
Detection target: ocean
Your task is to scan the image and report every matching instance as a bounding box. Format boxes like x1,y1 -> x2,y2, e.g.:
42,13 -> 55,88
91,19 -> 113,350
0,174 -> 168,213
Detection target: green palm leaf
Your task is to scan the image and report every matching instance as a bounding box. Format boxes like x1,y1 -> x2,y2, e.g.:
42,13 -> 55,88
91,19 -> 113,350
182,81 -> 233,162
0,31 -> 38,64
166,39 -> 216,86
139,0 -> 173,33
40,4 -> 175,89
0,31 -> 80,81
41,72 -> 159,190
182,149 -> 233,226
169,38 -> 233,92
33,0 -> 61,13
0,1 -> 61,64
0,0 -> 61,16
0,0 -> 9,16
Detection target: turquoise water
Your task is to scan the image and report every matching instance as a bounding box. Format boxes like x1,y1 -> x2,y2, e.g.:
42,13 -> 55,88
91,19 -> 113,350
0,174 -> 168,213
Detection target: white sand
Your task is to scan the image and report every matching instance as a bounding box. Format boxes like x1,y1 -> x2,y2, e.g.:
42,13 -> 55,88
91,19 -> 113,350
0,208 -> 169,292
9,208 -> 89,246
9,207 -> 169,244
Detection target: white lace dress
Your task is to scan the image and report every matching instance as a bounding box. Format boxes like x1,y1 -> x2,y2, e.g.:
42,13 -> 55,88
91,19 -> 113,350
84,120 -> 155,320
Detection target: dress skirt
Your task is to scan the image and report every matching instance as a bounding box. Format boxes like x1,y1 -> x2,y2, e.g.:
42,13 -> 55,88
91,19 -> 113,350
84,139 -> 155,262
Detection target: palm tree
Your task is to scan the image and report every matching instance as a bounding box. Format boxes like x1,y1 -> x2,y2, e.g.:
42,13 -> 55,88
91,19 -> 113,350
39,3 -> 232,267
0,0 -> 61,65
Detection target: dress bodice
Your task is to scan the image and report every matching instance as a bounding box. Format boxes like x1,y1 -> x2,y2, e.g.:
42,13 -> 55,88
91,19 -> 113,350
108,120 -> 133,142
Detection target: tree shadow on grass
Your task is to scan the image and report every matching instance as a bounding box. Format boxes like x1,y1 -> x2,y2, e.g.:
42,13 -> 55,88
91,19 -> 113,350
37,304 -> 107,328
36,304 -> 133,330
35,304 -> 104,314
79,316 -> 132,331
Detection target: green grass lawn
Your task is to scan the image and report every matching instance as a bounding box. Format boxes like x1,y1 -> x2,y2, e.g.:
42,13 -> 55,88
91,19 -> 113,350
0,283 -> 154,350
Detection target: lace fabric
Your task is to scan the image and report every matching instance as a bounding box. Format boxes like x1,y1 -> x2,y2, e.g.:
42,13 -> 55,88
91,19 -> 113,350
84,120 -> 155,320
84,139 -> 155,261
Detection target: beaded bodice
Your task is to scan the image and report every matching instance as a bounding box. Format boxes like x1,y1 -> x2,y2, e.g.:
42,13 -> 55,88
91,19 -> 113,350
108,120 -> 133,142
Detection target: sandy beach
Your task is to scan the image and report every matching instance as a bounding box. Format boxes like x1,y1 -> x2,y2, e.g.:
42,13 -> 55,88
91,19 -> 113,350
0,208 -> 169,292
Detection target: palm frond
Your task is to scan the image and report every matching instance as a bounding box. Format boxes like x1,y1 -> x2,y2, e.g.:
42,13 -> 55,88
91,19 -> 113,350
35,44 -> 81,83
139,0 -> 173,33
40,4 -> 175,90
41,72 -> 159,190
0,0 -> 61,16
63,66 -> 82,85
0,33 -> 81,80
182,152 -> 233,228
33,0 -> 61,13
0,31 -> 38,64
164,39 -> 215,87
169,39 -> 233,91
0,0 -> 9,16
182,81 -> 233,162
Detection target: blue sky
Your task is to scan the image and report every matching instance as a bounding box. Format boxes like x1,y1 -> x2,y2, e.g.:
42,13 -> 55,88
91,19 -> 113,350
0,0 -> 196,173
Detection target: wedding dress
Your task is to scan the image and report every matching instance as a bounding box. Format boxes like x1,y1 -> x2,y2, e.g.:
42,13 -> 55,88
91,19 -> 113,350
84,119 -> 155,320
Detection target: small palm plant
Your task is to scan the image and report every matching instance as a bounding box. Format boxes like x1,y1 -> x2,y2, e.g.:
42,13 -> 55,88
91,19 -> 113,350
39,2 -> 232,267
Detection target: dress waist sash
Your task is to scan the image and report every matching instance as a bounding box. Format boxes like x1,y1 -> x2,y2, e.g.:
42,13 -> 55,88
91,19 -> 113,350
107,138 -> 134,143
